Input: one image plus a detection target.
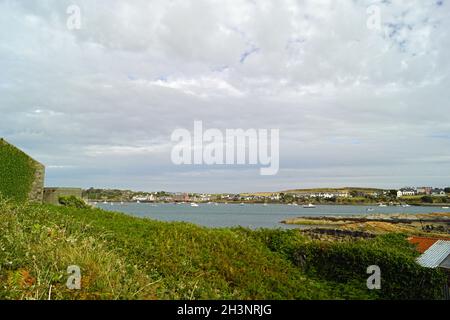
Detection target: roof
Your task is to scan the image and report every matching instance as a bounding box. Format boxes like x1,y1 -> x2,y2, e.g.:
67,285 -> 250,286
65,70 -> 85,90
416,240 -> 450,268
408,236 -> 448,253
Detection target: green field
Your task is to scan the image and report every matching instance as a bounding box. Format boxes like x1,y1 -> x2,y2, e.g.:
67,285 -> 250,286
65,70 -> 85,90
0,198 -> 446,300
0,139 -> 37,202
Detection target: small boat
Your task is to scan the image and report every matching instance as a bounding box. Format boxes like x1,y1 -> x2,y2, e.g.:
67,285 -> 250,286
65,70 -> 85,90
292,203 -> 298,206
240,203 -> 245,206
378,203 -> 387,207
190,203 -> 199,207
303,203 -> 316,208
103,201 -> 108,204
120,201 -> 124,205
402,204 -> 410,208
442,207 -> 449,209
136,200 -> 140,204
367,208 -> 374,212
263,203 -> 268,206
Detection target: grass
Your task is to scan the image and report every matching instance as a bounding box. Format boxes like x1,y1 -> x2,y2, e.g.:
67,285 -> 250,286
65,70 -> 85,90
0,198 -> 442,300
0,198 -> 380,300
0,139 -> 37,202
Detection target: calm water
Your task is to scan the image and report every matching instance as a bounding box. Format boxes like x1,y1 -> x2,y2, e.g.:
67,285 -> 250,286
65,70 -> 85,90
96,203 -> 450,229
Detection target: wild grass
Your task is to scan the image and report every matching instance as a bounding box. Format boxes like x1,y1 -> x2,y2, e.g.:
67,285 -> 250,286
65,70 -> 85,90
1,198 -> 438,300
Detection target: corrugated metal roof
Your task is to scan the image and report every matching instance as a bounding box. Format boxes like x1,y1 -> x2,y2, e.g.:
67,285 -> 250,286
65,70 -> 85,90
417,240 -> 450,268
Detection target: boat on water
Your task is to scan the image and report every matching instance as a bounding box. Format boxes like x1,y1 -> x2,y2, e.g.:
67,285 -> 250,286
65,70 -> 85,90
378,203 -> 387,207
442,207 -> 449,209
303,203 -> 316,208
190,203 -> 199,207
240,203 -> 245,206
136,200 -> 140,204
292,203 -> 298,206
263,203 -> 268,206
367,208 -> 374,212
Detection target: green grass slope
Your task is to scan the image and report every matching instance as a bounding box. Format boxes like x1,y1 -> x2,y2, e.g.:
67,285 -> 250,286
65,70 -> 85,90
0,199 -> 445,300
0,199 -> 378,300
0,139 -> 37,202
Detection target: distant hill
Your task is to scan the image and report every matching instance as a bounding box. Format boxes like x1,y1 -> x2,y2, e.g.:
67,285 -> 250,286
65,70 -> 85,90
282,187 -> 386,194
242,187 -> 386,197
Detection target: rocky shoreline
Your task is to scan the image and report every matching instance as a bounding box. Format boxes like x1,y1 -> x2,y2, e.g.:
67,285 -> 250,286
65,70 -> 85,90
282,212 -> 450,237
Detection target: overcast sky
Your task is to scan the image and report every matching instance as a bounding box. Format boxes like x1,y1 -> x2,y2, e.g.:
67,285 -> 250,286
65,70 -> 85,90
1,0 -> 449,193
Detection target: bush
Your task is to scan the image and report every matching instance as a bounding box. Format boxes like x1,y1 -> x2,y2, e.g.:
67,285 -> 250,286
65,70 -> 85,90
58,196 -> 89,209
421,196 -> 434,203
293,234 -> 447,300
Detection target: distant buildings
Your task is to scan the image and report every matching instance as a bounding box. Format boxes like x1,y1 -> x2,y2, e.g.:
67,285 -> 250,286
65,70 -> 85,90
292,191 -> 349,199
396,186 -> 448,198
417,187 -> 433,195
132,193 -> 157,202
397,187 -> 416,198
432,188 -> 447,197
172,193 -> 189,202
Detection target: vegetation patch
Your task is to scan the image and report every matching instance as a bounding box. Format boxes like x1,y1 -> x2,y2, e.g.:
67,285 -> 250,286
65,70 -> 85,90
0,139 -> 37,202
255,231 -> 447,300
0,199 -> 446,300
58,196 -> 90,209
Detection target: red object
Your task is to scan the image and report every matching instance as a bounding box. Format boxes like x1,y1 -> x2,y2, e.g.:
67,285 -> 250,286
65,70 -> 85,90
408,236 -> 450,253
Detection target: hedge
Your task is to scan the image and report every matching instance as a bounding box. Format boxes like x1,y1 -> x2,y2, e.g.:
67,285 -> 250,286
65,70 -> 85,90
0,139 -> 36,202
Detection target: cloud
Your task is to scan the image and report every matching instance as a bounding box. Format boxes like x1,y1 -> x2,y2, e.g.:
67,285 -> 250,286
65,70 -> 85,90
0,0 -> 449,192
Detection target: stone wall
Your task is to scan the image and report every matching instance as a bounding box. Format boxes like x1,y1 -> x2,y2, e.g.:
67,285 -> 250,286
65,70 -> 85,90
29,161 -> 45,202
43,187 -> 83,205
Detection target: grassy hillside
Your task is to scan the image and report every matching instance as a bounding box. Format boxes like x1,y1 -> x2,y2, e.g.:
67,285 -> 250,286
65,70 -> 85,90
0,139 -> 37,202
283,187 -> 385,194
0,198 -> 445,300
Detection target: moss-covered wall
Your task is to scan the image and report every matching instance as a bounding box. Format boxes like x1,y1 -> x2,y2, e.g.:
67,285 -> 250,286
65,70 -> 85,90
0,138 -> 45,202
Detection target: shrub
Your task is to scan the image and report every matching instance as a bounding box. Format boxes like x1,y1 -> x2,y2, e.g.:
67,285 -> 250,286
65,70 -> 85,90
421,196 -> 434,203
293,234 -> 447,300
58,196 -> 89,209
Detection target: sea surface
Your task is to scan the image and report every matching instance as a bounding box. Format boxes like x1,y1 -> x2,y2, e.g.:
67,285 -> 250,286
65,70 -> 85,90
95,203 -> 450,229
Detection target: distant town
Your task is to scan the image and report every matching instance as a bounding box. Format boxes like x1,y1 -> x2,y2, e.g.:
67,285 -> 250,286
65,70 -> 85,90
83,186 -> 450,206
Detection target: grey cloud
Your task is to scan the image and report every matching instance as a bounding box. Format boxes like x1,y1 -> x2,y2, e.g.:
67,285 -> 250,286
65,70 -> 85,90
1,0 -> 449,192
